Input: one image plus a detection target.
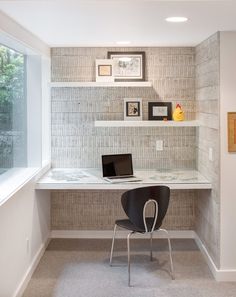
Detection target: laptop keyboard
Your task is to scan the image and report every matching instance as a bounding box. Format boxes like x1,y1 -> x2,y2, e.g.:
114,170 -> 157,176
104,176 -> 142,183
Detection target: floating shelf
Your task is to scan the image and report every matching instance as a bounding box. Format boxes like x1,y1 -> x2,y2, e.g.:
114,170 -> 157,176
50,81 -> 152,88
94,120 -> 200,127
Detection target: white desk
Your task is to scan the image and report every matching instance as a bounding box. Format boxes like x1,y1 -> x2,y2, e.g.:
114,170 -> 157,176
36,168 -> 212,190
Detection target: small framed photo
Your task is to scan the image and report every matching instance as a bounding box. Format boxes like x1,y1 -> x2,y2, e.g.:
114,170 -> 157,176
107,51 -> 145,81
96,59 -> 114,82
228,112 -> 236,152
124,98 -> 142,121
148,102 -> 172,121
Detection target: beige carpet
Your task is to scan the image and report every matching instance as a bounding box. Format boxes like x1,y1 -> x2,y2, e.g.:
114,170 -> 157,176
23,239 -> 236,297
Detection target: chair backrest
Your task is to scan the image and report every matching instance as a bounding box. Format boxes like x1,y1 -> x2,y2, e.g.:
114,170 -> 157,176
121,185 -> 170,232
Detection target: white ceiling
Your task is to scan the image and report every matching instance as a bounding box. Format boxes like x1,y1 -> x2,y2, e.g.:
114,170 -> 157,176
1,0 -> 236,47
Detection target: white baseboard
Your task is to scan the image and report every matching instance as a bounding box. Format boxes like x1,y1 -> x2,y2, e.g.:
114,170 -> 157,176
51,229 -> 195,239
194,232 -> 236,281
13,237 -> 51,297
214,269 -> 236,282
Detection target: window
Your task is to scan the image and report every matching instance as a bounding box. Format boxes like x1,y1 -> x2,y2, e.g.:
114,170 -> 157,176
0,44 -> 26,175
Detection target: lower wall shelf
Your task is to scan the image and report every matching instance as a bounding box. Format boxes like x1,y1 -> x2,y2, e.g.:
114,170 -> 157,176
94,120 -> 200,127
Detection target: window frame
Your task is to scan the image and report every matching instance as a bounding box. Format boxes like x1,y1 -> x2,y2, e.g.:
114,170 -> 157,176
0,38 -> 51,205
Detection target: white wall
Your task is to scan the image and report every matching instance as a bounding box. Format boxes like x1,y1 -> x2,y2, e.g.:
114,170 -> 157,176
220,32 -> 236,271
0,176 -> 50,297
0,10 -> 51,297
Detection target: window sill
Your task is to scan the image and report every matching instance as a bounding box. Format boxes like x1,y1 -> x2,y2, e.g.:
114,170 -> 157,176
0,163 -> 51,207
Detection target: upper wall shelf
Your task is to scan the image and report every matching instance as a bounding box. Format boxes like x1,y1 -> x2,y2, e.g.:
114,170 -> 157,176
94,120 -> 200,127
50,81 -> 152,88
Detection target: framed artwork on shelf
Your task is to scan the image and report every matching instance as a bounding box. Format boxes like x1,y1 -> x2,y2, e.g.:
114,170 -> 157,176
107,51 -> 145,81
96,59 -> 114,82
124,98 -> 142,121
148,102 -> 172,121
228,112 -> 236,152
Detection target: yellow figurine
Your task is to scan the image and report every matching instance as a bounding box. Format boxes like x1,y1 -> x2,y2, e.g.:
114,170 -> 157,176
173,104 -> 184,121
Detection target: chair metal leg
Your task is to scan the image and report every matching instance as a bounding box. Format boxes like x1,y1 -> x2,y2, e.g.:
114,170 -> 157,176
159,228 -> 175,279
127,231 -> 135,287
109,224 -> 117,266
150,232 -> 153,261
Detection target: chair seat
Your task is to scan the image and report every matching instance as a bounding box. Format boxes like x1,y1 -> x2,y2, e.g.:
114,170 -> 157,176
115,218 -> 162,233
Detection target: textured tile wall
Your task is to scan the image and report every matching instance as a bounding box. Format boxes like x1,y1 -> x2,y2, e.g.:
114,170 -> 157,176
51,47 -> 197,231
195,33 -> 220,268
51,190 -> 196,230
51,47 -> 196,169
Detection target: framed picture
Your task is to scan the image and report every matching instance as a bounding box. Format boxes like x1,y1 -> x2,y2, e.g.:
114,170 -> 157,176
96,59 -> 114,82
107,51 -> 145,81
124,98 -> 142,121
148,102 -> 172,121
228,112 -> 236,152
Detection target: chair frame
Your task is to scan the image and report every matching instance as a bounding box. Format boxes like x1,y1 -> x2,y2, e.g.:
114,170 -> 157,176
109,198 -> 174,286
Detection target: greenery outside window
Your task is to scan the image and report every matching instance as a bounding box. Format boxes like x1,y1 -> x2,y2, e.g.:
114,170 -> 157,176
0,44 -> 26,176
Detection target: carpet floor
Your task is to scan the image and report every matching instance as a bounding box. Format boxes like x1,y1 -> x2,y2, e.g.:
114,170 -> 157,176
22,238 -> 236,297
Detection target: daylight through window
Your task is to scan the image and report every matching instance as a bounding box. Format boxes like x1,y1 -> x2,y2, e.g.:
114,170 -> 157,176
0,44 -> 26,176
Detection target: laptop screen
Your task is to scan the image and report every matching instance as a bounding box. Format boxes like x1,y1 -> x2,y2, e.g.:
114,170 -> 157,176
102,154 -> 133,177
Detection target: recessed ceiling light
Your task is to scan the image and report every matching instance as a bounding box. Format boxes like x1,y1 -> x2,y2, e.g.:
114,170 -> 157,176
116,41 -> 131,45
165,17 -> 188,23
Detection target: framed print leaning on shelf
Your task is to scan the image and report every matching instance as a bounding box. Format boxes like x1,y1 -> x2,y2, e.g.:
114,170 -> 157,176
148,102 -> 172,121
228,112 -> 236,152
107,51 -> 145,81
96,59 -> 114,82
124,98 -> 142,121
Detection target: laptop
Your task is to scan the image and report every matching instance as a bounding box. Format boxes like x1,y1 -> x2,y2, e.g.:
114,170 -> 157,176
102,153 -> 142,183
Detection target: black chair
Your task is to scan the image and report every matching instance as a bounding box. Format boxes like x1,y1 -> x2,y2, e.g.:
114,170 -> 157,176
109,185 -> 174,286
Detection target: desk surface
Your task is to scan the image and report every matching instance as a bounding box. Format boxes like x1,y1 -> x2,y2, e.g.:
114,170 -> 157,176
36,168 -> 212,190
